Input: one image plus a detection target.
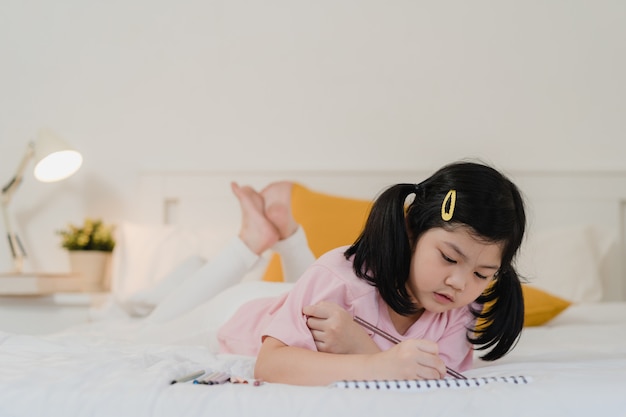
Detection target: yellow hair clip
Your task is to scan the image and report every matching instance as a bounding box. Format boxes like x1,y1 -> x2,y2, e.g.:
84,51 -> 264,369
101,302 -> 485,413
441,190 -> 456,221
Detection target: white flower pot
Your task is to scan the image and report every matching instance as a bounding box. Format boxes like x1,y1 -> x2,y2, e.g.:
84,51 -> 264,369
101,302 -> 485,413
68,250 -> 112,292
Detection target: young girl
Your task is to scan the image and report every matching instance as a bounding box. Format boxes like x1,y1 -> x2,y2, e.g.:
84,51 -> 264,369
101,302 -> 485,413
217,161 -> 526,386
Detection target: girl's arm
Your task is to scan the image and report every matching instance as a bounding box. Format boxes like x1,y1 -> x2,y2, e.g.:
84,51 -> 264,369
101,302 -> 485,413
254,335 -> 446,386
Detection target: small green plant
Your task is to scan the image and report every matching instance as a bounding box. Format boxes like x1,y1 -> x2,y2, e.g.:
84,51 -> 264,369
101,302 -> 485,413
57,218 -> 115,252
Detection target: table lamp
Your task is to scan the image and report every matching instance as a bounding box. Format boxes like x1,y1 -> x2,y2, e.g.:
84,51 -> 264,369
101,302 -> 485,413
1,129 -> 83,274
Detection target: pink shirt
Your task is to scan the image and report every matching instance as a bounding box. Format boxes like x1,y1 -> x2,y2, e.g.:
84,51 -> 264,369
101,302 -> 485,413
217,247 -> 475,371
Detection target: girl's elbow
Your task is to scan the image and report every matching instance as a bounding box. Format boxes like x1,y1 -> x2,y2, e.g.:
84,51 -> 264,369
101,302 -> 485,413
254,337 -> 282,382
253,360 -> 265,380
253,350 -> 272,380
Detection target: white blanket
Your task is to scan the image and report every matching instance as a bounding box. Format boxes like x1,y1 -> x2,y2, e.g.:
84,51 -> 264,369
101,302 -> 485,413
1,303 -> 625,417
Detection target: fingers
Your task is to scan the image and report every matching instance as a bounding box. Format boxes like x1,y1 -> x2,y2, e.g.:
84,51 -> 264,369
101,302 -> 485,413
302,301 -> 338,320
305,316 -> 325,331
388,340 -> 446,380
303,303 -> 333,346
304,302 -> 366,354
413,339 -> 439,355
308,318 -> 334,352
302,304 -> 320,319
414,363 -> 444,380
415,354 -> 446,379
413,340 -> 446,378
304,302 -> 351,335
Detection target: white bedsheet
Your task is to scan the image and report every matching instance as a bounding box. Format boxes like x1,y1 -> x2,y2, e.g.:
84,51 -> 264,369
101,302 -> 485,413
1,303 -> 625,417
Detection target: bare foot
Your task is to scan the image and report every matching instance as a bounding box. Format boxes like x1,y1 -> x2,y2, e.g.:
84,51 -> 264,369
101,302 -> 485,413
261,181 -> 298,240
231,182 -> 279,255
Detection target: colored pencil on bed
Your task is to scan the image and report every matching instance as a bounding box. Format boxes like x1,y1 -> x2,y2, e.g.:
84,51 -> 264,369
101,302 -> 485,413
353,316 -> 468,380
170,369 -> 206,384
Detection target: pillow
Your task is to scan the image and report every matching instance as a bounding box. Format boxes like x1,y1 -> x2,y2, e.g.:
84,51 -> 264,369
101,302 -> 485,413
122,255 -> 206,317
258,184 -> 589,326
515,225 -> 613,303
261,184 -> 373,282
110,222 -> 213,306
477,285 -> 571,329
522,285 -> 571,326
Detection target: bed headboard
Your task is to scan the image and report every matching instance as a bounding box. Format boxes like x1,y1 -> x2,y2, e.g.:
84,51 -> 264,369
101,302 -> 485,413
133,169 -> 626,302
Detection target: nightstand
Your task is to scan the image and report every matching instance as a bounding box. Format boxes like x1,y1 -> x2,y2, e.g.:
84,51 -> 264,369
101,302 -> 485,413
0,273 -> 110,335
0,272 -> 82,294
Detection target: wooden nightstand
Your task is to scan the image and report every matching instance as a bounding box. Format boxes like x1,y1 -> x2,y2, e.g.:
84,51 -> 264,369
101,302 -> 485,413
0,273 -> 109,335
0,272 -> 82,295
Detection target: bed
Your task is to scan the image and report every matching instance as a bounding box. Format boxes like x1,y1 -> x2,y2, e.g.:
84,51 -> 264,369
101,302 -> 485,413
1,169 -> 625,417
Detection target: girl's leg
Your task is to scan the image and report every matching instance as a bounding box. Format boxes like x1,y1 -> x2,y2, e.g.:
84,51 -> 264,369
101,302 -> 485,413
146,237 -> 261,323
262,182 -> 315,283
272,227 -> 315,283
147,183 -> 279,323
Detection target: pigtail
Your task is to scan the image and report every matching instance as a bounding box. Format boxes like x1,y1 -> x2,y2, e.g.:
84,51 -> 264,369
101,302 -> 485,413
470,174 -> 526,361
345,184 -> 419,315
469,268 -> 524,361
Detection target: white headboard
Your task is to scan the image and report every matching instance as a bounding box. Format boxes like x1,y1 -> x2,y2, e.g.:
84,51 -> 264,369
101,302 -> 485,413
134,169 -> 626,301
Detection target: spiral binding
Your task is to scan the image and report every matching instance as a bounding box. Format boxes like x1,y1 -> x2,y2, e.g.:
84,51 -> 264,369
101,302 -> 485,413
332,376 -> 532,391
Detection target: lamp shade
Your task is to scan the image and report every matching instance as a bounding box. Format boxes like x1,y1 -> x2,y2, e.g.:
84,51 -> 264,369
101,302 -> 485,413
32,129 -> 83,182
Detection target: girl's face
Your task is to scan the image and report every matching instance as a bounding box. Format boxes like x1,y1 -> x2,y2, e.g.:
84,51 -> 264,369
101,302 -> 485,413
408,226 -> 502,313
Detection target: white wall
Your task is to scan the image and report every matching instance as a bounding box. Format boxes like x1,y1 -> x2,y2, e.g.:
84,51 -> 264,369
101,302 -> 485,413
1,0 -> 625,273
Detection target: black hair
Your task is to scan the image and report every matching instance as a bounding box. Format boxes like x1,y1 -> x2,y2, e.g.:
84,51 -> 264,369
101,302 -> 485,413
344,161 -> 526,361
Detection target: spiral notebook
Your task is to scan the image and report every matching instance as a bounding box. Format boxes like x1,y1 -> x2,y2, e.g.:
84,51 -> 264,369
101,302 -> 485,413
330,376 -> 532,391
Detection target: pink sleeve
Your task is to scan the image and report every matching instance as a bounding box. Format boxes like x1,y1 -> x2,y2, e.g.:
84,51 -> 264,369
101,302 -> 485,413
436,307 -> 475,371
262,264 -> 352,351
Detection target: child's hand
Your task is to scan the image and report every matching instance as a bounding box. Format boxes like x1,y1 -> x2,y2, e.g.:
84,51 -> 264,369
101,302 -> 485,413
370,339 -> 446,380
303,302 -> 380,354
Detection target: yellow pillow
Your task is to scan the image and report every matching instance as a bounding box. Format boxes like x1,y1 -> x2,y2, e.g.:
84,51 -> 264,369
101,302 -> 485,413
260,185 -> 571,327
477,285 -> 571,329
522,285 -> 571,326
261,183 -> 372,282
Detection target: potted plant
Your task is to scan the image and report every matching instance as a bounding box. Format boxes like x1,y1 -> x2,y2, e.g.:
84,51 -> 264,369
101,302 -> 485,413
57,218 -> 115,292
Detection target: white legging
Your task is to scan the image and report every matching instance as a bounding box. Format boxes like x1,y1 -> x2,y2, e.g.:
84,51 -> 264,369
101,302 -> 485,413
147,226 -> 315,324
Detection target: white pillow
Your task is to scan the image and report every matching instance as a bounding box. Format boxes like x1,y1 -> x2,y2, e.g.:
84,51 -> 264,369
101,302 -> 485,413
515,225 -> 613,303
110,222 -> 213,306
121,255 -> 206,317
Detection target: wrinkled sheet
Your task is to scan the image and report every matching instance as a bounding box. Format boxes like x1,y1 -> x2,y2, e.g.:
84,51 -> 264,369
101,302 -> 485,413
1,303 -> 625,417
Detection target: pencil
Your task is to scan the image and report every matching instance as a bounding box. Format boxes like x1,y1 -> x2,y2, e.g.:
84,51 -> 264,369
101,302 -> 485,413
170,369 -> 206,385
353,316 -> 468,380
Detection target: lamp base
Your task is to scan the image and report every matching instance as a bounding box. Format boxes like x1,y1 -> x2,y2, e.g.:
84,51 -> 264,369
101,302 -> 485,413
0,272 -> 82,295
